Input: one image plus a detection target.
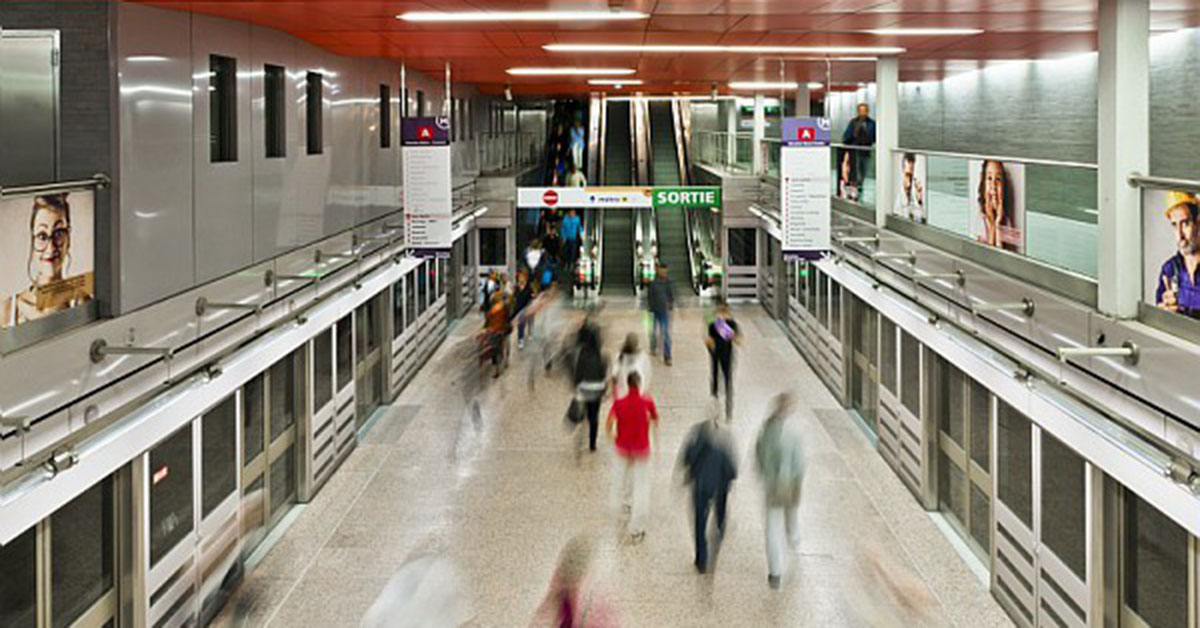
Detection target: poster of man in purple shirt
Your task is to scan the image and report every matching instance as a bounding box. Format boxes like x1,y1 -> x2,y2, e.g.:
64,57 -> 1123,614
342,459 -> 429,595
1153,190 -> 1200,319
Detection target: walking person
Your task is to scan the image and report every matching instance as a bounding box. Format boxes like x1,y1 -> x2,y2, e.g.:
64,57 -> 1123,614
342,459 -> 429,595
610,333 -> 651,399
678,406 -> 737,573
514,271 -> 536,350
483,291 -> 511,378
647,263 -> 674,366
561,209 -> 582,272
705,302 -> 741,418
606,372 -> 659,542
754,393 -> 806,589
571,321 -> 608,455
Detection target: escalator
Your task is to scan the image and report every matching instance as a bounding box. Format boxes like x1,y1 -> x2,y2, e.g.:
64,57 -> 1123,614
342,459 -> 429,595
600,100 -> 635,295
648,101 -> 691,294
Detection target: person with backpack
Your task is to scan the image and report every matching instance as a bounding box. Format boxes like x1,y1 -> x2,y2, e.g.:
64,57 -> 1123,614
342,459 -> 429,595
754,393 -> 806,589
705,302 -> 740,419
678,405 -> 737,573
606,372 -> 659,543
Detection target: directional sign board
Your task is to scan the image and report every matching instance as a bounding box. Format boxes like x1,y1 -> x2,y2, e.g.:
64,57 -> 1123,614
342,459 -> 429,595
780,117 -> 832,259
402,117 -> 452,257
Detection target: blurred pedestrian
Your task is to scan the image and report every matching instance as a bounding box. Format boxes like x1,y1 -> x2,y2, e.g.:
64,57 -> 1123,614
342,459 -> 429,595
561,209 -> 582,270
705,302 -> 740,418
362,555 -> 472,628
484,291 -> 511,378
571,320 -> 608,454
754,393 -> 806,589
646,263 -> 674,366
606,372 -> 659,542
678,405 -> 737,573
480,270 -> 500,313
531,536 -> 617,627
525,238 -> 547,281
514,271 -> 536,350
610,333 -> 650,399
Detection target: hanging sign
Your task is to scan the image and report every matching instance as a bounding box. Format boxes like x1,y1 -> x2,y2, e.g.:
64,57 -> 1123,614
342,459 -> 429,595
403,116 -> 452,257
780,117 -> 832,259
517,186 -> 721,209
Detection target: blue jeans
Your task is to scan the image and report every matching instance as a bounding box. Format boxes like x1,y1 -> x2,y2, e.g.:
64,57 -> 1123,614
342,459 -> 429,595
651,312 -> 671,360
518,311 -> 534,341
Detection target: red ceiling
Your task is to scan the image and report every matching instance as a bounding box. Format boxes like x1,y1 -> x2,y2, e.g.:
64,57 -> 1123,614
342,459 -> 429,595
132,1 -> 1198,95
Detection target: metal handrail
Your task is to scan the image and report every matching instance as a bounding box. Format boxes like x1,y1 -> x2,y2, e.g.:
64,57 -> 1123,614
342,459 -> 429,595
0,173 -> 110,198
892,146 -> 1097,170
1128,172 -> 1200,193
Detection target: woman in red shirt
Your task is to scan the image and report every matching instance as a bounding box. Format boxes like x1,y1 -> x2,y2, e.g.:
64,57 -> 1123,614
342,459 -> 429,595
605,372 -> 658,542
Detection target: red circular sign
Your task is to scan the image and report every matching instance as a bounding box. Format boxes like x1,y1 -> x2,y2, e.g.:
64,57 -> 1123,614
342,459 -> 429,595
543,189 -> 559,206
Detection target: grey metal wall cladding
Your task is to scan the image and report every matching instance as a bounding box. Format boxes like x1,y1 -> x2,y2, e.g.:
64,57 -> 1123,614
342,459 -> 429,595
1150,28 -> 1200,179
115,3 -> 452,313
0,1 -> 116,313
897,57 -> 1099,164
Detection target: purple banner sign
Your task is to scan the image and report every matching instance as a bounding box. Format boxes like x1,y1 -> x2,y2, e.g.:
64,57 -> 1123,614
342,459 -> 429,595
402,116 -> 451,146
781,117 -> 831,147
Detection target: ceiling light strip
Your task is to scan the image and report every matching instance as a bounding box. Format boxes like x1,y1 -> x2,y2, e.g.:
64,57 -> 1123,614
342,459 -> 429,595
507,67 -> 636,76
545,43 -> 905,55
729,81 -> 800,90
399,10 -> 648,22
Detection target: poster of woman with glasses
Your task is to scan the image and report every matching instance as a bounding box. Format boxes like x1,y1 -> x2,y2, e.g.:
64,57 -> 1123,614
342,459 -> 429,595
0,191 -> 94,329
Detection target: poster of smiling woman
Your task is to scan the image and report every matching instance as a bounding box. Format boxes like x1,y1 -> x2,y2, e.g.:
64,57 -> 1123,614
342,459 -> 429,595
1143,188 -> 1200,320
0,190 -> 95,329
968,159 -> 1025,254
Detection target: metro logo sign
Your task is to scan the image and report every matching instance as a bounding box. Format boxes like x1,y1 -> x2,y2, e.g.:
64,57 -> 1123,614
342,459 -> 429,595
543,189 -> 559,206
418,126 -> 434,140
798,127 -> 814,142
782,116 -> 831,147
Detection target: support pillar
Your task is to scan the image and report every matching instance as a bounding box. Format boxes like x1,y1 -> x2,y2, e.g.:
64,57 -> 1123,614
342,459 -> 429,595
874,57 -> 899,227
725,99 -> 737,166
794,84 -> 811,117
1098,0 -> 1149,318
752,93 -> 765,175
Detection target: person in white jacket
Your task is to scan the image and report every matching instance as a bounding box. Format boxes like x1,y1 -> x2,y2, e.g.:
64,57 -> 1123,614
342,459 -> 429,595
610,333 -> 651,399
754,392 -> 806,589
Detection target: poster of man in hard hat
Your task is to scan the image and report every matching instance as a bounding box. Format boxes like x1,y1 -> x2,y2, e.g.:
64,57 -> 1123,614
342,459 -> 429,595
1145,189 -> 1200,319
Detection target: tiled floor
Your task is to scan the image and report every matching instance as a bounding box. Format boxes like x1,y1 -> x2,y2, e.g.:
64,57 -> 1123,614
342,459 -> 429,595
214,301 -> 1014,627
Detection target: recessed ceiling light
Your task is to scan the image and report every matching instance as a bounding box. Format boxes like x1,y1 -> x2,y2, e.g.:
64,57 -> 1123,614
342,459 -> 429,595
507,67 -> 637,76
863,28 -> 983,36
729,81 -> 800,90
806,82 -> 825,89
399,10 -> 648,22
589,79 -> 644,85
544,43 -> 905,55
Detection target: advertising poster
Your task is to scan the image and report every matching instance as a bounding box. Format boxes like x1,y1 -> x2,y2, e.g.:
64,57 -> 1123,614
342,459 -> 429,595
402,117 -> 452,257
0,190 -> 94,329
1142,188 -> 1200,320
967,159 -> 1025,253
780,117 -> 832,258
894,152 -> 927,223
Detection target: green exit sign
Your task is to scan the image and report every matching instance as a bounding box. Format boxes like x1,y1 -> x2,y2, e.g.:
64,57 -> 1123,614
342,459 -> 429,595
652,186 -> 721,208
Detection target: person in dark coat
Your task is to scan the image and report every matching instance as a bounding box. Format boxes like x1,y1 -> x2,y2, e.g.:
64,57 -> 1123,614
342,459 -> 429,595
678,406 -> 738,573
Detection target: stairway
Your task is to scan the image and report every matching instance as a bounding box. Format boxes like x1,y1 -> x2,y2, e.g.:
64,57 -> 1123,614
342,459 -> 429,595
604,101 -> 632,185
648,101 -> 691,293
600,210 -> 634,295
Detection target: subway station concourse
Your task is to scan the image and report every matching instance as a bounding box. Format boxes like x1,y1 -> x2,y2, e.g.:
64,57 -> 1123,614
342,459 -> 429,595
1,1 -> 1199,627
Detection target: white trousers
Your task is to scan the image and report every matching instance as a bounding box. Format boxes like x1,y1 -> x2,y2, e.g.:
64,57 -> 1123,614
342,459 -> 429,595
765,505 -> 799,577
615,456 -> 651,534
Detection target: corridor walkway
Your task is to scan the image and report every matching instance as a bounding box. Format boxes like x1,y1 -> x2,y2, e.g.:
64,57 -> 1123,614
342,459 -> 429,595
215,302 -> 1013,627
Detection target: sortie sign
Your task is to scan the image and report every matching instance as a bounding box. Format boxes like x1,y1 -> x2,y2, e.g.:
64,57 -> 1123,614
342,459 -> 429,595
651,186 -> 721,208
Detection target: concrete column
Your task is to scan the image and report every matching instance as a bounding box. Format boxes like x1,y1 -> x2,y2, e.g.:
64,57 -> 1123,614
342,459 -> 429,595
752,93 -> 766,175
725,100 -> 737,166
794,84 -> 811,117
874,57 -> 899,227
1098,0 -> 1149,318
443,61 -> 452,117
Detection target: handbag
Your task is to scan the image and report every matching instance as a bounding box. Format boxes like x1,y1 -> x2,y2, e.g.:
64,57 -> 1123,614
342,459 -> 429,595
565,397 -> 585,425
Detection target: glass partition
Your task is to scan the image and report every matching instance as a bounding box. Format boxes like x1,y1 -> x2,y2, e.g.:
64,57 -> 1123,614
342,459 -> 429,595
51,477 -> 115,628
150,425 -> 194,566
894,150 -> 1097,278
201,396 -> 237,518
1122,492 -> 1189,628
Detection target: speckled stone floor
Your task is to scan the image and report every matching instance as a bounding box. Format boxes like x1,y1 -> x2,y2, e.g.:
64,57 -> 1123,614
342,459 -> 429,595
213,301 -> 1014,628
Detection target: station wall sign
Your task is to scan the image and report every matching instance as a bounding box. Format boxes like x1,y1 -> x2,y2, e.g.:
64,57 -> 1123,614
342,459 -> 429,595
402,116 -> 452,257
780,117 -> 832,259
518,186 -> 721,209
